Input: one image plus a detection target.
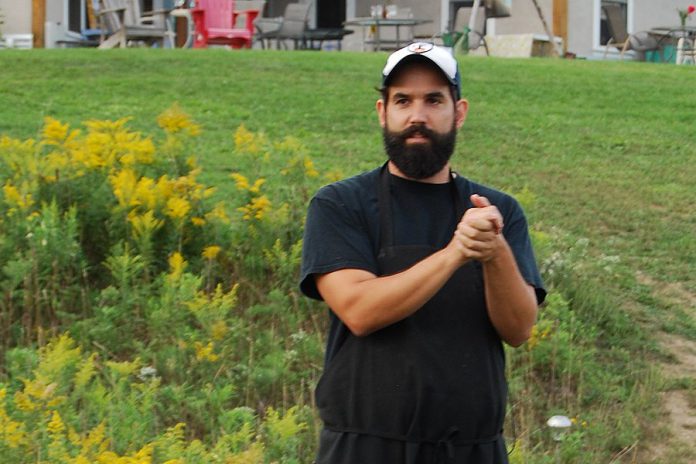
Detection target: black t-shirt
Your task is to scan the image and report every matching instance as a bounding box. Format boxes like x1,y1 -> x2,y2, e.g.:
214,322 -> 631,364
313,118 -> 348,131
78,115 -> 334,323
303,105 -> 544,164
300,165 -> 546,362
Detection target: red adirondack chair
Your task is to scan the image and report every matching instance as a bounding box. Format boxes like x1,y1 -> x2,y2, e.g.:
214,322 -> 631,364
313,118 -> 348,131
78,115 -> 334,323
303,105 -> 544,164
191,0 -> 259,49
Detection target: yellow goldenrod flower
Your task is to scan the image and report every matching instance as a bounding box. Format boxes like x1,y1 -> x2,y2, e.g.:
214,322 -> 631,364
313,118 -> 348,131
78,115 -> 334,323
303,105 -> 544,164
230,172 -> 250,191
133,177 -> 157,210
249,178 -> 266,194
2,181 -> 35,213
165,196 -> 191,220
194,341 -> 219,362
155,175 -> 174,201
157,103 -> 201,136
168,252 -> 187,280
211,320 -> 228,341
81,421 -> 109,453
85,117 -> 132,133
282,155 -> 318,178
71,142 -> 105,170
233,124 -> 263,155
275,135 -> 304,154
95,451 -> 121,463
303,157 -> 319,178
105,359 -> 140,377
74,353 -> 97,390
205,202 -> 230,224
526,325 -> 539,351
0,389 -> 27,449
42,117 -> 70,145
238,195 -> 272,221
48,410 -> 66,435
84,132 -> 114,168
13,392 -> 36,412
202,245 -> 222,260
324,170 -> 344,183
130,137 -> 156,165
110,169 -> 139,208
191,216 -> 206,226
133,443 -> 154,461
68,426 -> 82,447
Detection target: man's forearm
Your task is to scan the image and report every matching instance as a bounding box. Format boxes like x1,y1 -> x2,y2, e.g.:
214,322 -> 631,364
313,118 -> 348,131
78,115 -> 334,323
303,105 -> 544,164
482,240 -> 538,347
316,243 -> 465,336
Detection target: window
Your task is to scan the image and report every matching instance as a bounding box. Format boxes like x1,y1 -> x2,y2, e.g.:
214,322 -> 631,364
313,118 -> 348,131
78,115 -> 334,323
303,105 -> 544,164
599,0 -> 627,46
68,0 -> 86,34
594,0 -> 634,51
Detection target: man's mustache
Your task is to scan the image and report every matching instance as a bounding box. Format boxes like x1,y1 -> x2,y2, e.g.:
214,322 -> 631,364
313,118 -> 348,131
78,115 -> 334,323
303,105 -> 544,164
397,125 -> 436,140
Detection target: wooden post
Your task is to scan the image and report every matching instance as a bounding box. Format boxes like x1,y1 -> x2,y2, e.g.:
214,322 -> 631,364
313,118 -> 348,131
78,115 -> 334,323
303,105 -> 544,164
32,0 -> 45,48
553,0 -> 568,54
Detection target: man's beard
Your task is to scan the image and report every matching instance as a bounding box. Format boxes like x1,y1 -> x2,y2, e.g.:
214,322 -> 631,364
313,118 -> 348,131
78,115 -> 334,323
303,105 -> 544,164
382,123 -> 457,179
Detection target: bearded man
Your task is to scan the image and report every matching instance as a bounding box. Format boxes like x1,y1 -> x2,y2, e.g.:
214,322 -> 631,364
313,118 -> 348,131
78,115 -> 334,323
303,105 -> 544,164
300,43 -> 546,464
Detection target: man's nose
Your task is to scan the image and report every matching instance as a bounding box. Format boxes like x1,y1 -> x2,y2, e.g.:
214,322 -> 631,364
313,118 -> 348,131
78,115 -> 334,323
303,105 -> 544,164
408,101 -> 428,125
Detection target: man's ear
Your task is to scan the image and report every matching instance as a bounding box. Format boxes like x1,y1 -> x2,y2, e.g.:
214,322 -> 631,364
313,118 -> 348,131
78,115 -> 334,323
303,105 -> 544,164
376,98 -> 386,128
455,99 -> 469,129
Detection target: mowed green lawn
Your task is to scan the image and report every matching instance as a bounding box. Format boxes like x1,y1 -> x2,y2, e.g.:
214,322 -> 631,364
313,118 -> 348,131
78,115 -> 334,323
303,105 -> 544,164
2,49 -> 693,301
1,48 -> 695,459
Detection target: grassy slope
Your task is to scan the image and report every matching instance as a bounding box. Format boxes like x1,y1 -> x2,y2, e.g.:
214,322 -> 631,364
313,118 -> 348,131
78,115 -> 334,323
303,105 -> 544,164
1,48 -> 695,455
2,50 -> 693,289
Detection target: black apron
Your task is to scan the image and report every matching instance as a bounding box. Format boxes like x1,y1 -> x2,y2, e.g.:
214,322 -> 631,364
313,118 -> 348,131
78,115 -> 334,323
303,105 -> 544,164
316,166 -> 508,463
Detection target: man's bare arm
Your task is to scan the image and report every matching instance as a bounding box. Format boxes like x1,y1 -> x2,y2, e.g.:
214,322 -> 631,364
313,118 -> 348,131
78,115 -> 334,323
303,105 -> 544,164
315,241 -> 465,337
317,194 -> 538,343
461,195 -> 538,347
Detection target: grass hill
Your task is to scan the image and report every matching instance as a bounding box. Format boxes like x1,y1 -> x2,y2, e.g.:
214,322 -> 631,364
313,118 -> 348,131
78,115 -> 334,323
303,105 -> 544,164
0,48 -> 694,463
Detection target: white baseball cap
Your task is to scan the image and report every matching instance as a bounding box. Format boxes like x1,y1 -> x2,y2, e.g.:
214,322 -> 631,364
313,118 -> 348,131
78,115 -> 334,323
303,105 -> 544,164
382,42 -> 461,99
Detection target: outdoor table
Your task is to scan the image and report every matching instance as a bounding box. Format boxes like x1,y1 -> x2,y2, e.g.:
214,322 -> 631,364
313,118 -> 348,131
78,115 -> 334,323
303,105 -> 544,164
301,28 -> 354,51
649,26 -> 696,62
343,17 -> 433,51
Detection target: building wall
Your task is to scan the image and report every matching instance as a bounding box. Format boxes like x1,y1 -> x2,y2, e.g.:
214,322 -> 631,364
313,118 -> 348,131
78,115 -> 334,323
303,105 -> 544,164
631,0 -> 687,31
566,0 -> 593,57
492,0 -> 692,59
490,0 -> 551,36
0,0 -> 33,36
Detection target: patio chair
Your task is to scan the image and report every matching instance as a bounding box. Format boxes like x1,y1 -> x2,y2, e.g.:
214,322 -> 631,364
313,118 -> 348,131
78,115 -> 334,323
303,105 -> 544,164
191,0 -> 260,49
602,4 -> 658,60
254,2 -> 311,50
97,0 -> 172,49
235,0 -> 266,29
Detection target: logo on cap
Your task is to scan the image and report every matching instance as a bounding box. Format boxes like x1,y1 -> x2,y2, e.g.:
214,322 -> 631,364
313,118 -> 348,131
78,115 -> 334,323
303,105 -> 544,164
407,42 -> 434,54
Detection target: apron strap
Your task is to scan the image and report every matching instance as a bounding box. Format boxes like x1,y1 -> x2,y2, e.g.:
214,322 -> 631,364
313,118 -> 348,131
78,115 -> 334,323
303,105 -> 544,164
378,163 -> 465,251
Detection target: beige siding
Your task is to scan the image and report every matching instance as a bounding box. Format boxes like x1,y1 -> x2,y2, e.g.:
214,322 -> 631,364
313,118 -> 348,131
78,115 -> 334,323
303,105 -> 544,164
0,0 -> 33,36
491,0 -> 552,35
566,0 -> 594,57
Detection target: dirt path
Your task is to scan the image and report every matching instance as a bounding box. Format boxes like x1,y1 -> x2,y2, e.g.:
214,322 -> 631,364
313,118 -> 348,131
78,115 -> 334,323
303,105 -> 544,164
637,275 -> 696,463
